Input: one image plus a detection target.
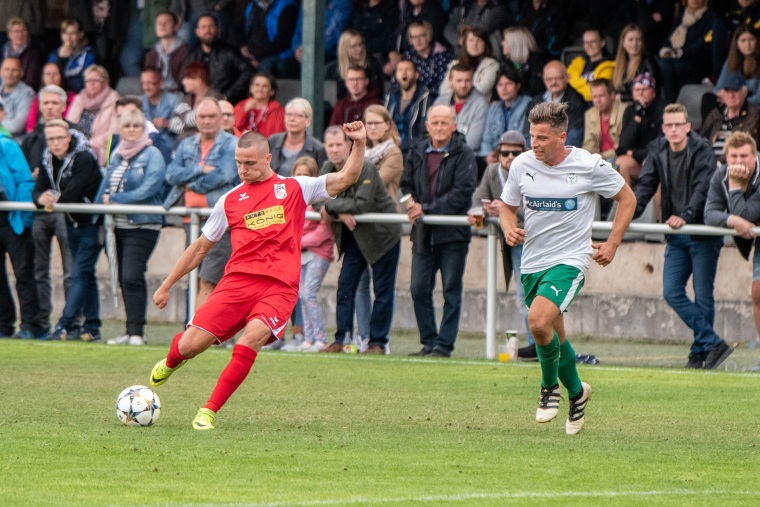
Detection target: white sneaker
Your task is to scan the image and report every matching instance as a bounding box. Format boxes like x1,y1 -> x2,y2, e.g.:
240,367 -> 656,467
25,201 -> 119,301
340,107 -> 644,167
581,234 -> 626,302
128,335 -> 145,346
281,336 -> 304,352
566,382 -> 592,435
304,341 -> 327,352
536,384 -> 561,423
295,340 -> 314,352
107,334 -> 130,345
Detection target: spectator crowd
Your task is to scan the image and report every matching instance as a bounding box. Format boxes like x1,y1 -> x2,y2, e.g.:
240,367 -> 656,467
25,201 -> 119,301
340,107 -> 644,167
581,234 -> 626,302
1,0 -> 760,370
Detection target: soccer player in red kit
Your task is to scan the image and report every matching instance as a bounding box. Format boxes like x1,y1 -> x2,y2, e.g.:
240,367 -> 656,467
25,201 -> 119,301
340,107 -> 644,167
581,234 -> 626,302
150,121 -> 367,430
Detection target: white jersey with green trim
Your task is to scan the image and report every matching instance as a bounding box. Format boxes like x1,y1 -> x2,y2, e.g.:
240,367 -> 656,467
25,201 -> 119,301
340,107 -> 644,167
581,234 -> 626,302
500,147 -> 624,276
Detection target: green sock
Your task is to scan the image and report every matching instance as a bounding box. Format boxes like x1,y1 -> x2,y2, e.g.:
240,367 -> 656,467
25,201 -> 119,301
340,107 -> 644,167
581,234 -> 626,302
536,333 -> 560,389
558,338 -> 583,399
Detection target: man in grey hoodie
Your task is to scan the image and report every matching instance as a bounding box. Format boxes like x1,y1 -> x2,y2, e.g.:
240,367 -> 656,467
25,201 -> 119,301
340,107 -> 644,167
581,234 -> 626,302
433,63 -> 488,154
144,11 -> 189,94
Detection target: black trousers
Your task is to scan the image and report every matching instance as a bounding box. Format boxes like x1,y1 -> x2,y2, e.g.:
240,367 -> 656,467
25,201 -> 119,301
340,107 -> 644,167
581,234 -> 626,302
115,228 -> 160,336
0,218 -> 41,336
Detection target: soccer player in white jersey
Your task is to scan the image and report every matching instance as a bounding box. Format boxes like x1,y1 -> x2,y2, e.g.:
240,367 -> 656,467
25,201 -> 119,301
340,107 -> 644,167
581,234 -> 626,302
499,102 -> 636,434
148,122 -> 367,430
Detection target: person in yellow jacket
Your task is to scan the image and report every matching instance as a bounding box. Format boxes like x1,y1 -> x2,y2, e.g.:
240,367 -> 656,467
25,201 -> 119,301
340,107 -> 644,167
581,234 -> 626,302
567,29 -> 615,102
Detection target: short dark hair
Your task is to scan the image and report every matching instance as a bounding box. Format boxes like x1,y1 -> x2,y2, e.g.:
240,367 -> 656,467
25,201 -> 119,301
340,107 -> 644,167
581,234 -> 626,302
115,96 -> 142,110
497,67 -> 521,86
251,72 -> 278,98
141,66 -> 163,80
450,62 -> 474,75
396,58 -> 417,72
346,65 -> 368,78
238,131 -> 270,152
156,10 -> 179,25
589,78 -> 614,94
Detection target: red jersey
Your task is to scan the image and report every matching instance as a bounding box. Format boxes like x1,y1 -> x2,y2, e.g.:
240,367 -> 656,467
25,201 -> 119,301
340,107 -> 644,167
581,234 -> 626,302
202,174 -> 331,289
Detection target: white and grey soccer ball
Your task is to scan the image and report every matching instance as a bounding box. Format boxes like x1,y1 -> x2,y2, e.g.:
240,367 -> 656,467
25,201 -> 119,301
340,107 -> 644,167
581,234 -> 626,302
116,385 -> 161,427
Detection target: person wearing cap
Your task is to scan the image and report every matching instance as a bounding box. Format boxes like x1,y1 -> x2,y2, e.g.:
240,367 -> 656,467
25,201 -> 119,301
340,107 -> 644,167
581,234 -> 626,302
615,72 -> 666,187
583,78 -> 627,162
467,129 -> 534,355
700,71 -> 760,163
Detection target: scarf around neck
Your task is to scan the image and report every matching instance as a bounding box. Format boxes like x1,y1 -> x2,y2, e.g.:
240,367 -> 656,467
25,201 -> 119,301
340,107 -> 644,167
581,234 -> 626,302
365,139 -> 395,165
669,6 -> 708,54
116,130 -> 153,160
81,83 -> 113,111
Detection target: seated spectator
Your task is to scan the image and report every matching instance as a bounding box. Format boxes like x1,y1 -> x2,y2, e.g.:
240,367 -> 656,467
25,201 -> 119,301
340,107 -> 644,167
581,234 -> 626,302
397,0 -> 447,54
567,29 -> 615,103
168,62 -> 225,140
385,58 -> 432,151
529,60 -> 588,148
712,0 -> 760,70
514,0 -> 568,59
1,17 -> 40,89
141,67 -> 181,150
700,72 -> 760,163
434,63 -> 489,154
26,63 -> 76,133
65,64 -> 120,166
47,18 -> 96,93
443,0 -> 508,51
97,108 -> 166,346
0,56 -> 35,141
715,25 -> 760,109
328,30 -> 385,101
350,0 -> 399,62
499,25 -> 546,97
105,96 -> 172,167
657,0 -> 720,102
615,72 -> 665,187
481,68 -> 532,161
185,14 -> 253,105
234,0 -> 300,72
144,11 -> 189,94
329,66 -> 382,125
291,157 -> 335,352
268,97 -> 327,176
440,26 -> 500,98
612,24 -> 660,103
233,73 -> 285,138
583,79 -> 627,161
402,21 -> 451,97
219,100 -> 236,135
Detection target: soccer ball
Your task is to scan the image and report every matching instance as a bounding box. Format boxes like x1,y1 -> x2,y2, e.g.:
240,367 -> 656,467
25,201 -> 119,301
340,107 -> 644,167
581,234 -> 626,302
116,385 -> 161,427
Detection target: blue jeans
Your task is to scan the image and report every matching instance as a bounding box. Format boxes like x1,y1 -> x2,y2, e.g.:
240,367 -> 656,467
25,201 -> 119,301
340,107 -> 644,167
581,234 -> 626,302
663,235 -> 724,357
335,233 -> 400,347
354,268 -> 371,339
299,255 -> 331,344
505,242 -> 533,344
58,225 -> 103,333
410,241 -> 469,353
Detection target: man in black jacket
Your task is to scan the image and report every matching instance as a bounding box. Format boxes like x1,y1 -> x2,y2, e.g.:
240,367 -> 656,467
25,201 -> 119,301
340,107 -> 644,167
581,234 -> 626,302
401,104 -> 477,357
186,14 -> 253,105
34,120 -> 103,342
634,103 -> 733,370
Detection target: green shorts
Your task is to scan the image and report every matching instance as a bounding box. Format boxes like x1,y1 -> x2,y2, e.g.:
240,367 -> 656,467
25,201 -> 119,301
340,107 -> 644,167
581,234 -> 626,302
521,265 -> 585,312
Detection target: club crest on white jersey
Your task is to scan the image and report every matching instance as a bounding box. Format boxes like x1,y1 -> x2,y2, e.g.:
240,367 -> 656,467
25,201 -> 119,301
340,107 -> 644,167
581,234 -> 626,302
274,183 -> 287,199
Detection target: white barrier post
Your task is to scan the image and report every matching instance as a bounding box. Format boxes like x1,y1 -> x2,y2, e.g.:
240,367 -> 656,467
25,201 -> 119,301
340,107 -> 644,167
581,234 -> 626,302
486,220 -> 498,360
188,212 -> 201,317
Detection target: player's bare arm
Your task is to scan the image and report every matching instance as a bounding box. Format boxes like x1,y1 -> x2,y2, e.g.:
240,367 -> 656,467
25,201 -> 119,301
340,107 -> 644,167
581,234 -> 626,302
325,122 -> 367,196
499,202 -> 526,246
592,183 -> 636,266
153,235 -> 217,309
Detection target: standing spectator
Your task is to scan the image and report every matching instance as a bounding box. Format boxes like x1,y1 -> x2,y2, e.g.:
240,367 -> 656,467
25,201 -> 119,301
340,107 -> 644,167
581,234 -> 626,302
98,109 -> 166,346
529,60 -> 588,148
329,66 -> 382,126
168,62 -> 225,140
291,157 -> 335,352
0,129 -> 40,339
385,58 -> 432,152
26,63 -> 75,133
567,29 -> 615,103
0,56 -> 34,142
144,11 -> 189,95
141,66 -> 181,150
0,1 -> 45,50
443,0 -> 508,52
350,0 -> 399,62
700,72 -> 760,163
65,65 -> 120,166
715,25 -> 760,108
583,79 -> 627,161
704,131 -> 760,372
319,125 -> 402,354
268,98 -> 327,176
36,121 -> 103,342
611,24 -> 660,103
401,104 -> 477,357
514,0 -> 568,59
1,18 -> 40,90
329,30 -> 385,102
104,96 -> 173,167
185,14 -> 253,105
163,97 -> 239,309
481,68 -> 532,162
434,63 -> 489,154
633,103 -> 733,370
67,0 -> 129,80
402,21 -> 451,97
499,25 -> 546,97
234,0 -> 300,72
233,73 -> 285,138
20,85 -> 74,339
440,26 -> 500,98
615,72 -> 665,187
47,19 -> 96,94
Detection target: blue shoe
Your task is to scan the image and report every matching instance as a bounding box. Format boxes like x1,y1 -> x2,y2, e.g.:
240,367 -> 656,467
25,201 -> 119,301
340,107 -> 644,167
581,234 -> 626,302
13,330 -> 37,340
46,326 -> 68,341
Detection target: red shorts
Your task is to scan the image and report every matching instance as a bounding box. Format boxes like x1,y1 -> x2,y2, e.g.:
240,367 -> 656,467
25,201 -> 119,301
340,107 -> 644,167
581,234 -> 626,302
188,272 -> 298,344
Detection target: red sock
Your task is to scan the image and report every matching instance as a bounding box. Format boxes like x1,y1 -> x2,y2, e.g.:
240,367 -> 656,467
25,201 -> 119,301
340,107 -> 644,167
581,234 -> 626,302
204,344 -> 258,413
166,331 -> 189,368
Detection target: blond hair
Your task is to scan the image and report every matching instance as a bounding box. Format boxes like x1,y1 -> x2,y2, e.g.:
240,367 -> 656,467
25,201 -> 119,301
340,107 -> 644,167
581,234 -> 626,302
612,25 -> 644,92
291,156 -> 320,177
725,131 -> 757,154
364,104 -> 401,147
